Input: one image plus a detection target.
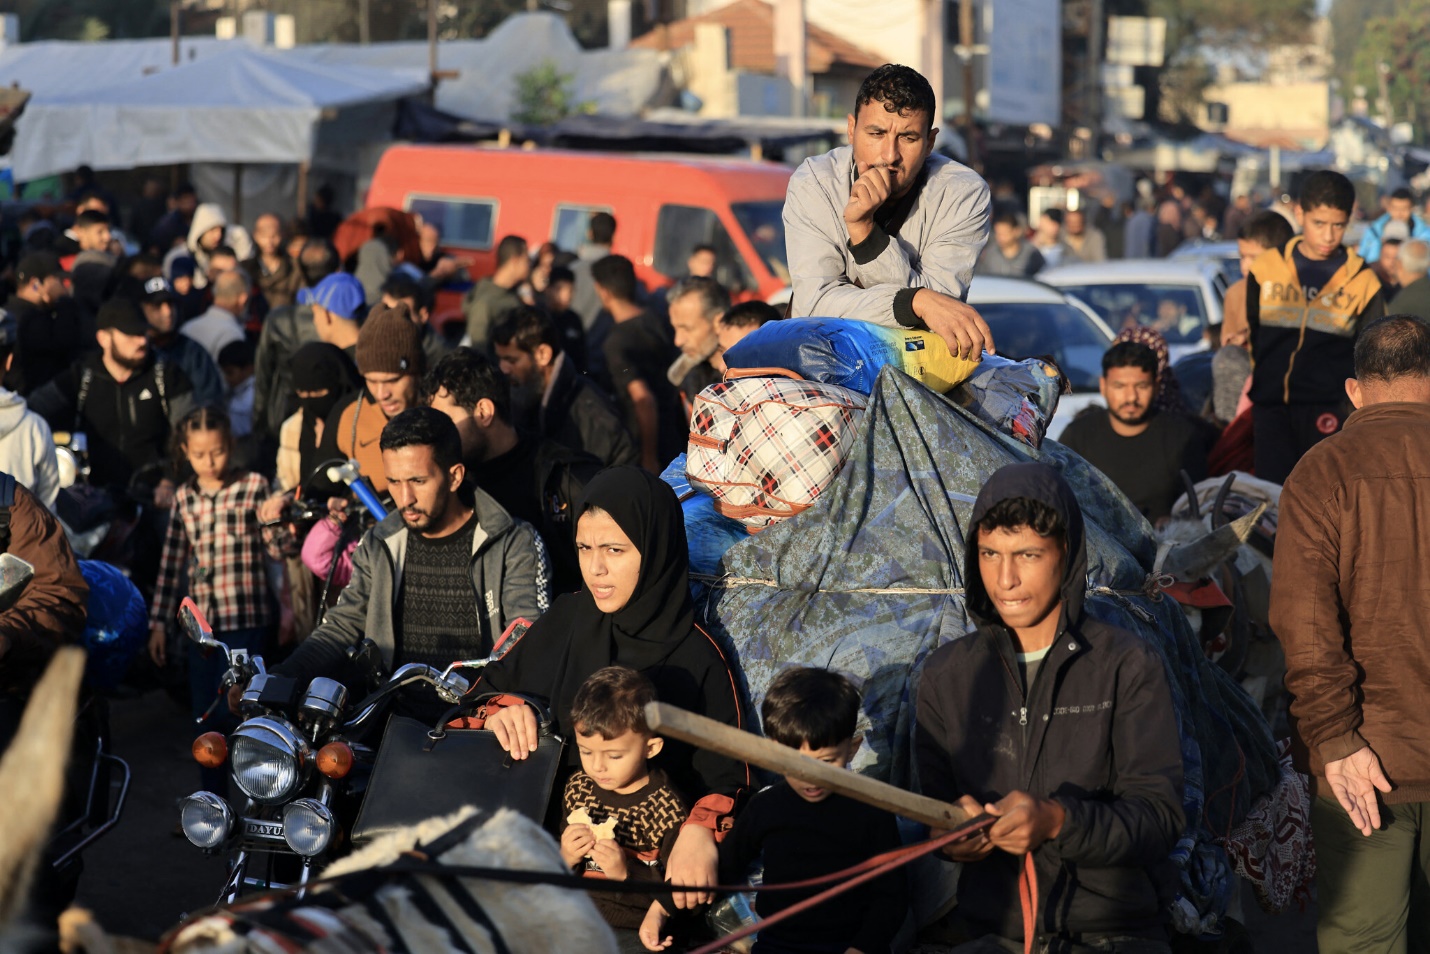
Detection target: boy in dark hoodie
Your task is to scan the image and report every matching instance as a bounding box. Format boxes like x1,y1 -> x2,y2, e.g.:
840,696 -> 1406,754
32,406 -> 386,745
915,462 -> 1185,952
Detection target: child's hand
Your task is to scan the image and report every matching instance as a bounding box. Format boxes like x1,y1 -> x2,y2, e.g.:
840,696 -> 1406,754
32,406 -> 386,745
148,623 -> 167,667
638,901 -> 673,951
560,824 -> 595,868
590,839 -> 627,881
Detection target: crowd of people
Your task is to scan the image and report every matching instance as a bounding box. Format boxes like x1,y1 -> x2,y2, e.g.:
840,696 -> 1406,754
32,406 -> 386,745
0,59 -> 1427,954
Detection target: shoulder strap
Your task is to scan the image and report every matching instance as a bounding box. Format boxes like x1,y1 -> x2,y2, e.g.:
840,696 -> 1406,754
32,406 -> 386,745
153,359 -> 169,419
75,367 -> 93,432
0,473 -> 17,555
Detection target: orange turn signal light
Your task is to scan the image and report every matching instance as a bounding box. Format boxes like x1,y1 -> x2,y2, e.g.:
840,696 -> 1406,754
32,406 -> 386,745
192,732 -> 228,769
317,742 -> 354,779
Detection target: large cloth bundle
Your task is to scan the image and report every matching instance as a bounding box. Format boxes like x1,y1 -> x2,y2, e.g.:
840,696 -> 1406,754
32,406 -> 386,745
721,318 -> 983,394
697,364 -> 1278,931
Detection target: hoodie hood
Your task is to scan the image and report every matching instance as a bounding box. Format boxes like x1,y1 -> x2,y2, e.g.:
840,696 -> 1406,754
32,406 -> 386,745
187,203 -> 229,251
964,461 -> 1087,631
0,387 -> 28,438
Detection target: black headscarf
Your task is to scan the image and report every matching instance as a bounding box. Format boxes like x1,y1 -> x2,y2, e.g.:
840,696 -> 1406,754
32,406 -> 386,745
289,342 -> 358,486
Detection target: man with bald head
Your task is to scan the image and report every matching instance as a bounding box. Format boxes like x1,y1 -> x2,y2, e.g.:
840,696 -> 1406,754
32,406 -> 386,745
1390,239 -> 1430,319
182,269 -> 250,363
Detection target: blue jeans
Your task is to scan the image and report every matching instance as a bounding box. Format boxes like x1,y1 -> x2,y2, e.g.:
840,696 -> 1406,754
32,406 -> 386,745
189,626 -> 268,795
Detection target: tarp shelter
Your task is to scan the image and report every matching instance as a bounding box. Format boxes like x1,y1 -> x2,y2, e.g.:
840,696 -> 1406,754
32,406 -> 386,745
9,44 -> 427,182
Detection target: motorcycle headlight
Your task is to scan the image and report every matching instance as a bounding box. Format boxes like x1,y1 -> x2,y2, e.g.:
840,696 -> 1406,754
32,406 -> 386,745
179,792 -> 233,849
282,798 -> 335,857
229,717 -> 311,805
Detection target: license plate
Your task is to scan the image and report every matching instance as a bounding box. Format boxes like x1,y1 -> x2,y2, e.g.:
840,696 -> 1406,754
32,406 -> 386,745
243,819 -> 284,839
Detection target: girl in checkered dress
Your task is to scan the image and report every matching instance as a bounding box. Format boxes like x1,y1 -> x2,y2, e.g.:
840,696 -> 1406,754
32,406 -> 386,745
148,406 -> 275,792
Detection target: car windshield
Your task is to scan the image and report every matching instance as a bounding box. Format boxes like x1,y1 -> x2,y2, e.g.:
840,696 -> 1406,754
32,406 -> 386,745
977,301 -> 1113,392
1051,282 -> 1208,346
731,201 -> 789,283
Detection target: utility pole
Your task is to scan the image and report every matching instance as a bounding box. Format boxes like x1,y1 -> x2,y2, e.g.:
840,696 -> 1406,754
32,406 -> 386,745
1087,0 -> 1104,146
359,0 -> 370,44
957,0 -> 977,168
170,0 -> 180,66
428,0 -> 438,100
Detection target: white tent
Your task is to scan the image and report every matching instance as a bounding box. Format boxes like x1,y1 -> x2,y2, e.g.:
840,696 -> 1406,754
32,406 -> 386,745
9,44 -> 427,181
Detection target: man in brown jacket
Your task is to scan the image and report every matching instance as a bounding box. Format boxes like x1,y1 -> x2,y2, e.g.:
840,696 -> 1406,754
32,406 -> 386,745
0,476 -> 88,749
1271,313 -> 1430,952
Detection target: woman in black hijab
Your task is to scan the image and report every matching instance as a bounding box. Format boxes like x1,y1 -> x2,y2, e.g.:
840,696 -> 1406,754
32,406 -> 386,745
286,341 -> 359,488
483,466 -> 748,906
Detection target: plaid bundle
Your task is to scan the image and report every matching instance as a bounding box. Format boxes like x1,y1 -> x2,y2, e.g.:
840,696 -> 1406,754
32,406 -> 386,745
686,372 -> 866,530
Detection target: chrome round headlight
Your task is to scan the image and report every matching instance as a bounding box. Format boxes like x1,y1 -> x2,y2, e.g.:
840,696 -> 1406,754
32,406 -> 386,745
282,798 -> 335,857
180,792 -> 233,849
229,717 -> 311,805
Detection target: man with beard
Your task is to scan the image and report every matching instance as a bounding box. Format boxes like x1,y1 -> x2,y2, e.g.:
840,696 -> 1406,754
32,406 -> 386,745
665,276 -> 728,413
4,251 -> 92,397
1059,341 -> 1206,523
120,275 -> 223,408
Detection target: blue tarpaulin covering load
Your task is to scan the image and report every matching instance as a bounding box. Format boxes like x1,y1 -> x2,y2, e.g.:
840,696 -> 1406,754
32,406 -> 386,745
694,363 -> 1278,930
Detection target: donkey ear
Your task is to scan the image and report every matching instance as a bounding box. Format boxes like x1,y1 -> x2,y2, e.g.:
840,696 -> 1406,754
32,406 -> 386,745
0,647 -> 84,928
1159,503 -> 1268,581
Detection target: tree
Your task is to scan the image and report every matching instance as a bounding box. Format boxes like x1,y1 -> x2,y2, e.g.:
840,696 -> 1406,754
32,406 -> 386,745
511,60 -> 595,126
1350,0 -> 1430,129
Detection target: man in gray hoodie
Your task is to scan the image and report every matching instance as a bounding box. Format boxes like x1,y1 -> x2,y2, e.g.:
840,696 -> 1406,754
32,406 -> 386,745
260,407 -> 549,710
784,64 -> 995,359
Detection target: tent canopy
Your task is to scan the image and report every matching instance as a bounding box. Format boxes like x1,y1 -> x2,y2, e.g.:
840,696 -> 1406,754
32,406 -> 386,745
10,44 -> 427,180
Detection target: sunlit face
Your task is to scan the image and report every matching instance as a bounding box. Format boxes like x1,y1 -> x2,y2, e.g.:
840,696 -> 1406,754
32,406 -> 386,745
784,739 -> 857,804
1295,204 -> 1349,260
845,100 -> 936,200
183,428 -> 230,486
428,387 -> 484,460
576,509 -> 641,613
1237,239 -> 1269,276
1100,364 -> 1156,426
1389,197 -> 1413,224
76,223 -> 112,252
993,221 -> 1023,249
494,341 -> 539,387
976,525 -> 1065,634
100,328 -> 149,371
253,215 -> 283,257
669,294 -> 719,361
687,249 -> 716,278
382,443 -> 463,533
575,727 -> 662,794
364,372 -> 419,420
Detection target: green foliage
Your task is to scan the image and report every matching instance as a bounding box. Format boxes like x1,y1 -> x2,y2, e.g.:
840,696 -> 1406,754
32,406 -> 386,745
1349,0 -> 1430,126
511,60 -> 596,126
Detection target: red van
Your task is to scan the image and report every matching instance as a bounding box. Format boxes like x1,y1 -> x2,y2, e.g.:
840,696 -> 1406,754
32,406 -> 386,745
364,145 -> 793,327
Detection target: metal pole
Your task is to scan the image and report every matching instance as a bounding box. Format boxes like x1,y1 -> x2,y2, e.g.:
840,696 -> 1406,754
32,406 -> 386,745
427,0 -> 438,104
1087,0 -> 1104,144
171,0 -> 180,66
233,164 -> 243,227
959,0 -> 977,168
359,0 -> 370,44
296,162 -> 309,222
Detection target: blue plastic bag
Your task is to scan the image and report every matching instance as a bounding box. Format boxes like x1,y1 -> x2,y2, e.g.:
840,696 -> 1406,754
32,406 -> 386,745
79,560 -> 147,691
660,455 -> 749,579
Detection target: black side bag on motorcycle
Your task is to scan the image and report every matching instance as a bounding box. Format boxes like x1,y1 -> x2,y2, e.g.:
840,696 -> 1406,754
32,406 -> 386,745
350,693 -> 564,846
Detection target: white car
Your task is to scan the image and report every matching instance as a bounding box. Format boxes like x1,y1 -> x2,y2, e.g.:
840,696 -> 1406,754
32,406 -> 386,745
1170,239 -> 1243,283
1038,259 -> 1230,362
967,276 -> 1116,440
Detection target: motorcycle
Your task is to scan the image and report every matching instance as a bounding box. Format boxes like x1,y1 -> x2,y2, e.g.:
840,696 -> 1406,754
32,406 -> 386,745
172,597 -> 520,903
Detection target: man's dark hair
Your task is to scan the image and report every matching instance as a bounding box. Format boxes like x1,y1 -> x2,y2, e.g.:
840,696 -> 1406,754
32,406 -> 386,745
588,211 -> 616,246
591,254 -> 637,302
690,243 -> 715,257
298,238 -> 339,288
547,264 -> 575,287
1102,340 -> 1158,378
1238,210 -> 1294,251
992,208 -> 1023,229
424,347 -> 512,423
570,666 -> 656,740
1354,315 -> 1430,382
1390,187 -> 1415,203
976,496 -> 1066,544
75,189 -> 108,211
218,339 -> 255,369
853,64 -> 936,131
75,209 -> 109,229
174,182 -> 196,199
378,405 -> 463,470
1299,170 -> 1356,216
492,306 -> 563,357
762,667 -> 860,750
667,275 -> 730,318
1383,237 -> 1404,250
496,234 -> 528,268
1042,208 -> 1064,225
721,300 -> 780,330
380,273 -> 432,313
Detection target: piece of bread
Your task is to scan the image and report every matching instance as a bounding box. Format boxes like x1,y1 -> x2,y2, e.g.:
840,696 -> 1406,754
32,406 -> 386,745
566,807 -> 618,842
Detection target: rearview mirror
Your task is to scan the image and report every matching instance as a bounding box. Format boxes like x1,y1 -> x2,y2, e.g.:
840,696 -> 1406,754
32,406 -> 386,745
178,597 -> 218,648
0,553 -> 34,613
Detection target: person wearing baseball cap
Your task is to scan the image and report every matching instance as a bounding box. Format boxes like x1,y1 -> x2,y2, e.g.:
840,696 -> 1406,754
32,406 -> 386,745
322,303 -> 425,494
303,272 -> 366,359
29,298 -> 195,499
117,275 -> 223,409
0,310 -> 60,508
4,251 -> 86,397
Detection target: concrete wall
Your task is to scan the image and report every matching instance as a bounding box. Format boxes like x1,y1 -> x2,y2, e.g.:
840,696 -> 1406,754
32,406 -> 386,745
1205,81 -> 1331,148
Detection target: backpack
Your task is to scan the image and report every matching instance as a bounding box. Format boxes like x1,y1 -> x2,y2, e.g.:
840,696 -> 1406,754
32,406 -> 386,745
686,369 -> 866,530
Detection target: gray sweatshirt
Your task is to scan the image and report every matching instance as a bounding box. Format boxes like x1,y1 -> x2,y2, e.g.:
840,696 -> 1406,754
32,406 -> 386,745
783,145 -> 991,325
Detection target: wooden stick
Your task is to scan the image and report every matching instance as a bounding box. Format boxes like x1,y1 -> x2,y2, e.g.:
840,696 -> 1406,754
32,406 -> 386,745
644,702 -> 972,830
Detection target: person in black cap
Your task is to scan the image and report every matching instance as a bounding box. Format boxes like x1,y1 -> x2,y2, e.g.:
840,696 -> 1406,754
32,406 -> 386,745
3,251 -> 92,397
119,275 -> 223,409
30,298 -> 194,497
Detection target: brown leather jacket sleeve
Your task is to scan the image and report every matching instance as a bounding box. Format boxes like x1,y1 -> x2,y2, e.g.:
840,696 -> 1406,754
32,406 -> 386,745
1270,474 -> 1366,769
0,484 -> 88,692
